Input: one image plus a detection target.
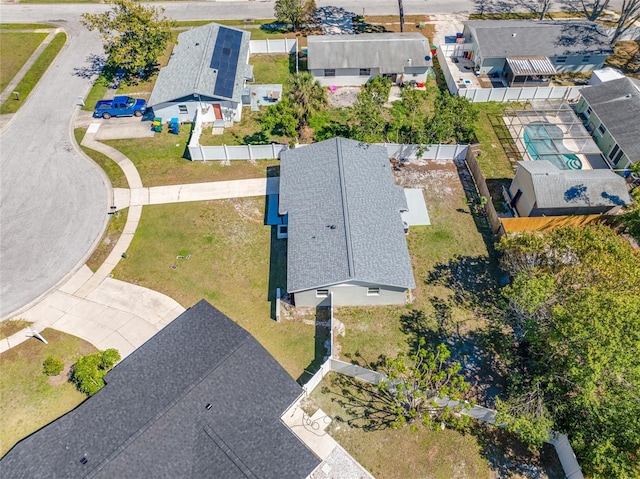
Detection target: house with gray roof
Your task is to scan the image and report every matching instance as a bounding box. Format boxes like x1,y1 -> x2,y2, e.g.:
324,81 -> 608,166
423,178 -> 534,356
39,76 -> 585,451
508,160 -> 630,217
0,300 -> 320,479
461,20 -> 613,80
148,23 -> 253,127
574,76 -> 640,170
278,138 -> 415,307
307,33 -> 433,86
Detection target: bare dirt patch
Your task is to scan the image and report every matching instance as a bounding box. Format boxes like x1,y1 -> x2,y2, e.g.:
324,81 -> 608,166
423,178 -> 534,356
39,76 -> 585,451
327,86 -> 360,108
47,363 -> 72,387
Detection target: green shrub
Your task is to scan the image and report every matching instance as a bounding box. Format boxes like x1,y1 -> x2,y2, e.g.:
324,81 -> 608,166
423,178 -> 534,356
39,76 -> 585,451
71,348 -> 121,396
42,356 -> 64,376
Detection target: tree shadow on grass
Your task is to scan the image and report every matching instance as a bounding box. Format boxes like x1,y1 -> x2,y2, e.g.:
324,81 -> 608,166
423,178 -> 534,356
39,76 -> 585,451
471,422 -> 565,478
319,371 -> 399,431
296,308 -> 331,385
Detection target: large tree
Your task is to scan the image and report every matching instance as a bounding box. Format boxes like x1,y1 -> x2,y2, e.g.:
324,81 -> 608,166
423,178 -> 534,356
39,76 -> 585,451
337,340 -> 471,431
81,0 -> 175,79
274,0 -> 317,32
286,71 -> 327,129
612,0 -> 640,43
496,226 -> 640,478
353,76 -> 392,143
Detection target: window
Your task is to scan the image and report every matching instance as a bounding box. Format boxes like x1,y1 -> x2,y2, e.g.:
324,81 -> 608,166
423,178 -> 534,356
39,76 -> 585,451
178,104 -> 188,114
556,56 -> 567,64
367,287 -> 380,296
359,68 -> 371,76
324,69 -> 335,77
316,289 -> 329,298
609,144 -> 625,165
582,55 -> 591,63
597,123 -> 607,136
584,106 -> 592,118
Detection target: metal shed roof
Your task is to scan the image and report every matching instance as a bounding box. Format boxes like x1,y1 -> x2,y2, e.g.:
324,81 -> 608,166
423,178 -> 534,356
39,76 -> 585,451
506,56 -> 557,76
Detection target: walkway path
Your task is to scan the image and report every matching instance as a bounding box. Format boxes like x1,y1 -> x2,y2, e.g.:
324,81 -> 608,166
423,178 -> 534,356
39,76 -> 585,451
0,128 -> 278,359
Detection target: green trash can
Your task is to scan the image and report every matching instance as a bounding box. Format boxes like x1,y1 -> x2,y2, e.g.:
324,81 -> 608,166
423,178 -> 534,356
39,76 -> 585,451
153,117 -> 162,132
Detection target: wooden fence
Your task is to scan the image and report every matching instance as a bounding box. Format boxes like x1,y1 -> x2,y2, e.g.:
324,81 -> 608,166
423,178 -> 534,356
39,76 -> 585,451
464,144 -> 503,235
500,214 -> 608,233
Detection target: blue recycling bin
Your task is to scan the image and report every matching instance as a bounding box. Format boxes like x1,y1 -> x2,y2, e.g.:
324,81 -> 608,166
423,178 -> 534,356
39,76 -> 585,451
169,117 -> 179,134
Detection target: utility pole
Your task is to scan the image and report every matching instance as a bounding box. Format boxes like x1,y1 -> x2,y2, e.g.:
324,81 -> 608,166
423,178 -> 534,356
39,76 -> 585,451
398,0 -> 405,32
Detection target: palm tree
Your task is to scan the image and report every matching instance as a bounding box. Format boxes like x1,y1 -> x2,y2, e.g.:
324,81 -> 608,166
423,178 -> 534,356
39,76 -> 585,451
286,71 -> 327,128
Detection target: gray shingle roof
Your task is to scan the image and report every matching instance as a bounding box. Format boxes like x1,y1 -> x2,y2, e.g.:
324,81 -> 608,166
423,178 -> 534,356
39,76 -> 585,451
148,23 -> 251,106
518,160 -> 630,208
307,33 -> 432,73
279,138 -> 416,292
580,77 -> 640,160
464,20 -> 613,58
0,300 -> 319,479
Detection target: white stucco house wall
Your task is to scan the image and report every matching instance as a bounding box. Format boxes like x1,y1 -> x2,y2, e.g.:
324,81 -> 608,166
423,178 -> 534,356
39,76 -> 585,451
148,23 -> 253,127
278,138 -> 416,308
307,33 -> 433,87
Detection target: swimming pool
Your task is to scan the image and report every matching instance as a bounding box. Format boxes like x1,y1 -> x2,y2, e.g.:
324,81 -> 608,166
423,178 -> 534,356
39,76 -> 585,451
523,122 -> 583,170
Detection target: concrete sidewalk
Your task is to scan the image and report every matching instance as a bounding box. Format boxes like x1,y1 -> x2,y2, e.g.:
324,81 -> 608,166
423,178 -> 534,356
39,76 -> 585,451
113,177 -> 280,209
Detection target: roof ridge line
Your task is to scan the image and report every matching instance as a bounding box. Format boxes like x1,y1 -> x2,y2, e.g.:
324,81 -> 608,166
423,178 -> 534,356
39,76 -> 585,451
336,138 -> 355,279
193,24 -> 217,96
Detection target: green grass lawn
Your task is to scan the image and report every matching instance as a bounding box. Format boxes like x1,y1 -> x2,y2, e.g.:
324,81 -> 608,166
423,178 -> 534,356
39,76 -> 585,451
112,199 -> 318,379
86,208 -> 129,273
473,102 -> 518,180
0,329 -> 97,456
74,129 -> 128,189
250,54 -> 293,85
0,24 -> 55,30
103,127 -> 279,187
1,32 -> 66,115
0,32 -> 47,92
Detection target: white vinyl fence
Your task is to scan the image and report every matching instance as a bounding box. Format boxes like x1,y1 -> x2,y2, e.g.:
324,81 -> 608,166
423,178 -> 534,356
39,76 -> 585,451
249,38 -> 297,54
458,85 -> 582,103
438,43 -> 582,103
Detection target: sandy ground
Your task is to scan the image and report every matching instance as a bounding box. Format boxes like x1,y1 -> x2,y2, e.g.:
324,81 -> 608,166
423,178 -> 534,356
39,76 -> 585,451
327,87 -> 361,108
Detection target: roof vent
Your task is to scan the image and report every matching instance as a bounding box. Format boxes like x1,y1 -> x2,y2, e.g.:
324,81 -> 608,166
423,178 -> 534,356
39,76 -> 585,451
195,42 -> 200,46
80,456 -> 88,465
512,33 -> 517,37
206,403 -> 213,410
407,58 -> 412,66
327,224 -> 336,230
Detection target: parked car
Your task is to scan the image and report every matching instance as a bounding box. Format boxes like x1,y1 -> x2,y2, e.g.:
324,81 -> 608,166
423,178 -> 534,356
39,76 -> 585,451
93,96 -> 146,119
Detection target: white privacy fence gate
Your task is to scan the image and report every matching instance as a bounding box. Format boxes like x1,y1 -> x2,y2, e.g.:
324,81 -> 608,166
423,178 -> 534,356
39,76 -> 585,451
249,38 -> 298,54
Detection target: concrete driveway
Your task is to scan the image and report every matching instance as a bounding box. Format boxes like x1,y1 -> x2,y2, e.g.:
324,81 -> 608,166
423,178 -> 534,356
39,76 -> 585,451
88,116 -> 155,141
0,23 -> 109,319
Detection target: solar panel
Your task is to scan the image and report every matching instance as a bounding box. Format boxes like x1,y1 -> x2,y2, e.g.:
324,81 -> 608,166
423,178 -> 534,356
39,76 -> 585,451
210,26 -> 243,99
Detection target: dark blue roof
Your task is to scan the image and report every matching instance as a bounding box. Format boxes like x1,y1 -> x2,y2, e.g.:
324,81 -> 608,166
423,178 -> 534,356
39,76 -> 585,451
210,26 -> 243,98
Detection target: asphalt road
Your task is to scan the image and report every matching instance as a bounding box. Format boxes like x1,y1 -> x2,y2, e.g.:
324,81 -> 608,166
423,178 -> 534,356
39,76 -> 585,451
0,0 -> 627,23
0,19 -> 108,318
